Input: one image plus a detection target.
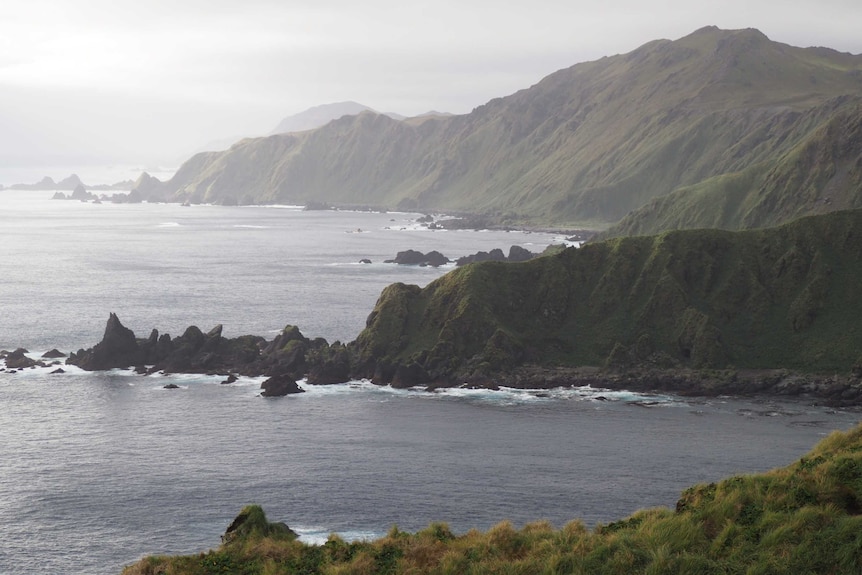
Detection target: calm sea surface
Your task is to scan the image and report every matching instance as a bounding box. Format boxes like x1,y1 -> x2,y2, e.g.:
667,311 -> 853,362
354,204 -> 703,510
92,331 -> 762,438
1,191 -> 859,574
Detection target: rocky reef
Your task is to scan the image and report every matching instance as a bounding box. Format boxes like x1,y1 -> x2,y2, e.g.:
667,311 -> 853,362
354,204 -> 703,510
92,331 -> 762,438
46,209 -> 862,405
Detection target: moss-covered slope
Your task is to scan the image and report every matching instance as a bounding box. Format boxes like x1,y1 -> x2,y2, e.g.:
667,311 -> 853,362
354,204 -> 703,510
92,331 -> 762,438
123,424 -> 862,574
147,27 -> 862,229
351,209 -> 862,384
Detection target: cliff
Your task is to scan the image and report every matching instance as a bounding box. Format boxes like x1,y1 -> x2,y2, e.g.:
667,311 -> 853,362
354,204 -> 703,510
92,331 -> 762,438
350,208 -> 862,385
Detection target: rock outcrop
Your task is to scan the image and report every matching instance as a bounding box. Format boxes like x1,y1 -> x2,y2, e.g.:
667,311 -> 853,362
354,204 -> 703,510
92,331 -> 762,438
384,250 -> 450,267
68,313 -> 144,370
260,374 -> 304,396
455,245 -> 536,266
4,348 -> 38,369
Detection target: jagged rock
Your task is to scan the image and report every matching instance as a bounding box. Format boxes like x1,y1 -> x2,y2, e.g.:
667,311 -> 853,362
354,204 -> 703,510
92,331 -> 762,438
5,348 -> 37,369
50,367 -> 65,374
41,349 -> 66,359
67,313 -> 144,370
259,325 -> 310,376
260,374 -> 304,396
359,258 -> 372,264
70,184 -> 95,201
221,374 -> 238,385
163,383 -> 180,389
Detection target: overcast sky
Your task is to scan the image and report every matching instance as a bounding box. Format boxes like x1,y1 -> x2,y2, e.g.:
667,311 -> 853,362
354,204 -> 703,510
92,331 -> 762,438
1,0 -> 861,182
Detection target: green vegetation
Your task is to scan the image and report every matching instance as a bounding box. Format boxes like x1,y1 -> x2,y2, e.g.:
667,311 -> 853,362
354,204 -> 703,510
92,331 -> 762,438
350,208 -> 862,384
123,425 -> 862,574
143,27 -> 862,232
603,103 -> 862,238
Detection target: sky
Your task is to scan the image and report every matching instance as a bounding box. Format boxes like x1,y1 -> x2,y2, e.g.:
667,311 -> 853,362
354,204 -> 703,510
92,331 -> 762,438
1,0 -> 861,183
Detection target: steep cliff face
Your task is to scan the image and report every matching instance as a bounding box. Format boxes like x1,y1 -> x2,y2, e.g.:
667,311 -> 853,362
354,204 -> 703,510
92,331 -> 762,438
351,209 -> 862,383
142,27 -> 862,229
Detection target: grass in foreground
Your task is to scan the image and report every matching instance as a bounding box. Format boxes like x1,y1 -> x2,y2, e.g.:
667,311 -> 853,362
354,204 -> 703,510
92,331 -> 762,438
124,425 -> 862,574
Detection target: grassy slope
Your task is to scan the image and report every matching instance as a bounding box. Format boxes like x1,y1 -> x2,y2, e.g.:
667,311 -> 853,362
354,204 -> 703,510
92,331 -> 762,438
157,27 -> 862,228
124,424 -> 862,574
604,101 -> 862,238
352,209 -> 862,379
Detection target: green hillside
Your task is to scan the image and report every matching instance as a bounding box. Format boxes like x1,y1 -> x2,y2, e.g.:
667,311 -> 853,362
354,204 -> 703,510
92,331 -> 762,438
350,208 -> 862,384
124,424 -> 862,574
145,27 -> 862,230
603,101 -> 862,237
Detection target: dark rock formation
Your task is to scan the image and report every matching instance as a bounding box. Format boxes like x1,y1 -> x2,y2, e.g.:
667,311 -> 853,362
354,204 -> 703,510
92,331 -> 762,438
41,349 -> 66,359
5,348 -> 38,369
67,315 -> 316,381
68,313 -> 143,370
455,245 -> 536,266
385,249 -> 450,267
507,245 -> 534,262
163,383 -> 180,389
359,258 -> 372,264
306,343 -> 351,385
260,374 -> 304,396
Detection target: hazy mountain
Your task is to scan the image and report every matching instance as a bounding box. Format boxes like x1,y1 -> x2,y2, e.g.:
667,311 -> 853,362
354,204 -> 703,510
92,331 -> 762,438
271,101 -> 400,134
145,27 -> 862,230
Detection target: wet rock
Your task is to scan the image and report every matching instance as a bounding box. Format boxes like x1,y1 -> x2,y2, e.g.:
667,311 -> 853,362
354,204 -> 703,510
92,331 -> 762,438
260,374 -> 304,396
5,348 -> 37,369
41,349 -> 66,359
67,313 -> 144,370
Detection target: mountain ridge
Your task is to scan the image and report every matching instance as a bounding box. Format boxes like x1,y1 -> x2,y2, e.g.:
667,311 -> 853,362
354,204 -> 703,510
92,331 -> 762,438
137,27 -> 862,231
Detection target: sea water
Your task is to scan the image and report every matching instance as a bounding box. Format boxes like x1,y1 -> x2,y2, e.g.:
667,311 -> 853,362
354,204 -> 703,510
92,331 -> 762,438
0,191 -> 858,574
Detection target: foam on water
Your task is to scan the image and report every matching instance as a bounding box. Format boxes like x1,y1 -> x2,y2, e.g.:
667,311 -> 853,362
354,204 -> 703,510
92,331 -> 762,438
294,527 -> 384,546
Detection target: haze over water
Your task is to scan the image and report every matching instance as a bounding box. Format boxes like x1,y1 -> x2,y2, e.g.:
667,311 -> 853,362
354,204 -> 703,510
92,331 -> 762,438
1,190 -> 858,575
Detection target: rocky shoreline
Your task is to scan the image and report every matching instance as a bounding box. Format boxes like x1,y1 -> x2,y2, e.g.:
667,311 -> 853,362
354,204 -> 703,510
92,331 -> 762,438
4,313 -> 862,407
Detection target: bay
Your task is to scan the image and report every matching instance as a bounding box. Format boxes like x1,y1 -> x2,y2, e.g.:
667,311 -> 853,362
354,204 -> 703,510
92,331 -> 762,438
0,190 -> 858,575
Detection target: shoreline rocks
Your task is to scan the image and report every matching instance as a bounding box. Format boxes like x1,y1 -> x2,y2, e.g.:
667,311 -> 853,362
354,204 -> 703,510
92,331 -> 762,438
28,312 -> 862,408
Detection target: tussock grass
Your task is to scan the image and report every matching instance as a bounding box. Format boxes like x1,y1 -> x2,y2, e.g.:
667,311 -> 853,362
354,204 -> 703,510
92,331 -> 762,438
122,424 -> 862,574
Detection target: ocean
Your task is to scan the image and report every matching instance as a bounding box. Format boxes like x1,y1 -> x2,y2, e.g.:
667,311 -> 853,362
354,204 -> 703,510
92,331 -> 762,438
1,190 -> 858,574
